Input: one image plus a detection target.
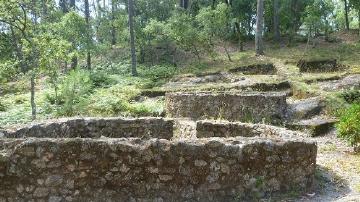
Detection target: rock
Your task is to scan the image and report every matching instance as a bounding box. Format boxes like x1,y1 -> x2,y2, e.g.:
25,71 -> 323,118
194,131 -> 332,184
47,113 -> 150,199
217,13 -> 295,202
297,59 -> 339,72
33,187 -> 49,198
287,97 -> 324,121
286,117 -> 338,137
319,74 -> 360,91
45,175 -> 63,187
48,196 -> 62,202
229,63 -> 277,75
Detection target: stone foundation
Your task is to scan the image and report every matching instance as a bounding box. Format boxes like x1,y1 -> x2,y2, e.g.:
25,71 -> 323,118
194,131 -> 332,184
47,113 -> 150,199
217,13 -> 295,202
196,120 -> 303,139
0,117 -> 317,201
165,92 -> 288,124
3,117 -> 174,140
0,137 -> 316,201
229,63 -> 277,75
297,59 -> 338,72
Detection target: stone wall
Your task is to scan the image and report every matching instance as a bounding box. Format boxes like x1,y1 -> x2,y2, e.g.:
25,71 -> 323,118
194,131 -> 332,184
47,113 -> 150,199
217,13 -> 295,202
165,92 -> 288,124
196,120 -> 304,139
2,117 -> 174,140
229,63 -> 277,75
0,137 -> 317,201
297,59 -> 338,72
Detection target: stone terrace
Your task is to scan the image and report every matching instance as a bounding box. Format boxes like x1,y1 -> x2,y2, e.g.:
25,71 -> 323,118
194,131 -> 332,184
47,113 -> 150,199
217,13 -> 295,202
165,92 -> 288,125
0,117 -> 317,201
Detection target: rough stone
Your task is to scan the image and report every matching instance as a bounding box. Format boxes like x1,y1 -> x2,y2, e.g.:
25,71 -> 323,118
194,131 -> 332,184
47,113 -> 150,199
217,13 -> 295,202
297,59 -> 339,72
0,137 -> 316,201
4,117 -> 174,140
229,63 -> 277,75
165,92 -> 288,124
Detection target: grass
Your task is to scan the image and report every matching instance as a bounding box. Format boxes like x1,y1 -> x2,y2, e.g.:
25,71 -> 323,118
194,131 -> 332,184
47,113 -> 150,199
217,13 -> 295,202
1,37 -> 359,127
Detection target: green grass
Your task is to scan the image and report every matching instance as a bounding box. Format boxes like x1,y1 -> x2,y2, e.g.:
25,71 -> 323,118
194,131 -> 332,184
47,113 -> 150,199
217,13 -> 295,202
1,39 -> 360,127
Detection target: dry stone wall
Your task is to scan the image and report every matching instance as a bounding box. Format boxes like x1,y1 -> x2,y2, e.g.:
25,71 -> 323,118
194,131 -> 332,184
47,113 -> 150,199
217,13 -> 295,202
2,117 -> 174,140
165,92 -> 288,124
0,137 -> 316,201
196,120 -> 304,139
0,117 -> 317,201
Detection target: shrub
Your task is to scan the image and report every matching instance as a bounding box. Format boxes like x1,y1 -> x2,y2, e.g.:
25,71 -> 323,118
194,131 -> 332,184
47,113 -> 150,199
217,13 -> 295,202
324,94 -> 349,117
0,100 -> 6,112
337,104 -> 360,148
139,65 -> 177,81
56,69 -> 93,116
341,89 -> 360,104
90,71 -> 117,88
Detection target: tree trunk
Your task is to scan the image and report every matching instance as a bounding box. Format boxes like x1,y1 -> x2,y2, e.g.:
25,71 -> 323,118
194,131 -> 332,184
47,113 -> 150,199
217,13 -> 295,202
71,57 -> 78,69
111,0 -> 116,46
41,0 -> 47,20
255,0 -> 265,55
85,0 -> 91,70
30,72 -> 36,120
273,0 -> 280,42
59,0 -> 68,13
128,0 -> 137,76
69,0 -> 76,10
179,0 -> 189,9
358,10 -> 360,36
344,0 -> 350,31
234,22 -> 244,52
223,44 -> 232,62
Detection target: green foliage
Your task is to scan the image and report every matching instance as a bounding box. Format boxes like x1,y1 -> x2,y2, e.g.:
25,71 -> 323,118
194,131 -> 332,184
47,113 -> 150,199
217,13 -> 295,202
342,90 -> 360,104
90,71 -> 117,88
139,65 -> 177,81
337,104 -> 360,147
0,100 -> 6,112
324,94 -> 349,117
56,69 -> 93,116
0,60 -> 18,83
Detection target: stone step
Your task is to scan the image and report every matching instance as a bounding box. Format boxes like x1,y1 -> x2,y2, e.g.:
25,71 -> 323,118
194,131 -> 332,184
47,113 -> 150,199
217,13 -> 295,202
287,97 -> 325,121
286,118 -> 338,137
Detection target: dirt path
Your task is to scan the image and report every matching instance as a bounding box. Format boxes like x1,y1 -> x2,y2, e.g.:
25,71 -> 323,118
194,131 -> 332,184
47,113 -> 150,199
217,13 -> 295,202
292,131 -> 360,202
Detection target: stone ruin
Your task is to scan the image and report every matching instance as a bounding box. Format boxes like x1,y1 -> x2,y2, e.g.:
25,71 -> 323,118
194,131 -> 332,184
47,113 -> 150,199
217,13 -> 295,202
229,63 -> 277,75
0,117 -> 317,201
165,92 -> 288,125
297,59 -> 339,72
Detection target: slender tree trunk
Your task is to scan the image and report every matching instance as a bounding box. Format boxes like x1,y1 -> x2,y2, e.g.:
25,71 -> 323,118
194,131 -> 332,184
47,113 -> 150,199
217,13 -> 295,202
111,0 -> 116,46
179,0 -> 189,9
70,0 -> 76,10
59,0 -> 68,13
255,0 -> 265,55
234,22 -> 244,52
273,0 -> 280,42
41,0 -> 47,20
223,44 -> 232,62
71,57 -> 78,69
85,0 -> 91,70
30,73 -> 36,120
358,10 -> 360,36
344,0 -> 350,31
128,0 -> 137,76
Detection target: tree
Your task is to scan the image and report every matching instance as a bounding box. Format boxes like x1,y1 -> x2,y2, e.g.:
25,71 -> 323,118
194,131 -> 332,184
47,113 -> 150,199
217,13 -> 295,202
128,0 -> 137,76
179,0 -> 189,9
0,0 -> 39,120
196,3 -> 233,61
273,0 -> 280,42
84,0 -> 92,70
255,0 -> 265,55
349,0 -> 360,35
344,0 -> 350,31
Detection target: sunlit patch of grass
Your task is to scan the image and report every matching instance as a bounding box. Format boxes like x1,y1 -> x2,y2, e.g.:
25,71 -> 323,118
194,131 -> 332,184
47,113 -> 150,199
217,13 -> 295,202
291,81 -> 320,99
